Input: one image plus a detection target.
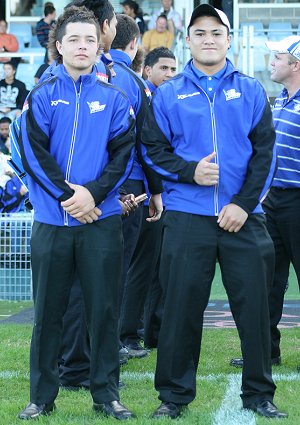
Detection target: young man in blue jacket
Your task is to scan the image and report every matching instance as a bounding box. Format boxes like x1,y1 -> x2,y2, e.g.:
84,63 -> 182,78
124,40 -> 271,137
109,14 -> 163,358
141,4 -> 287,420
18,6 -> 135,421
120,46 -> 177,351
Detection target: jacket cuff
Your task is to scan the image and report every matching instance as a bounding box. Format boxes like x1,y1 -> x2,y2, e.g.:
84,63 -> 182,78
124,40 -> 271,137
83,181 -> 102,205
178,161 -> 198,183
230,195 -> 258,215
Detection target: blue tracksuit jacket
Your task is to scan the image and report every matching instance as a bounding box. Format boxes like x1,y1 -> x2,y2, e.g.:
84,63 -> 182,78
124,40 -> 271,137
141,59 -> 277,216
20,64 -> 135,226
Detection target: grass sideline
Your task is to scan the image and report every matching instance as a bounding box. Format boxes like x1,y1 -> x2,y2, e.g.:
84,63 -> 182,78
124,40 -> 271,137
0,324 -> 299,425
0,264 -> 298,423
0,264 -> 298,319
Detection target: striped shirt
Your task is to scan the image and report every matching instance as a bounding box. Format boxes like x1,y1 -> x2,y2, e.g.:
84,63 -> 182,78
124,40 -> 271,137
272,88 -> 300,188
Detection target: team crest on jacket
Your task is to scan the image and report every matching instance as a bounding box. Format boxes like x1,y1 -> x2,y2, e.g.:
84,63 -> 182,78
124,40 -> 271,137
223,89 -> 241,101
87,101 -> 106,113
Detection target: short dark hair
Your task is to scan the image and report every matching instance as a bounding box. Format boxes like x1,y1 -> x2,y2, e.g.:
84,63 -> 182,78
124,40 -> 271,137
157,14 -> 167,23
0,117 -> 12,125
48,6 -> 100,63
144,47 -> 175,68
67,0 -> 115,30
111,14 -> 140,51
130,46 -> 145,73
3,61 -> 16,70
120,0 -> 139,15
44,5 -> 56,16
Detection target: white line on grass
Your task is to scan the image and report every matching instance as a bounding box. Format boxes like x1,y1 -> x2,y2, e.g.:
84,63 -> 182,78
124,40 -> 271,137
2,370 -> 299,383
121,371 -> 300,382
212,374 -> 256,425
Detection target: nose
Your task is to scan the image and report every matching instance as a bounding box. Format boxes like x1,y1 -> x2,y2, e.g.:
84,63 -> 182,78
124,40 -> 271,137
203,34 -> 215,44
78,40 -> 88,49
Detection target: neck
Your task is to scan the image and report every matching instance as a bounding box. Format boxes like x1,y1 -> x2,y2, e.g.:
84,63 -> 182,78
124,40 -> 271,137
285,79 -> 300,99
44,16 -> 52,24
193,58 -> 226,76
5,76 -> 14,84
64,65 -> 93,82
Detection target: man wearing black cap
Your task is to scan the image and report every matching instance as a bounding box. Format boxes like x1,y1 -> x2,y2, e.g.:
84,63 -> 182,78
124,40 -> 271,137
141,4 -> 288,420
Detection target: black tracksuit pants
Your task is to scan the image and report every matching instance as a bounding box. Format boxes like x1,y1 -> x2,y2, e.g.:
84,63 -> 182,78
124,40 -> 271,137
263,187 -> 300,359
120,206 -> 164,347
155,211 -> 276,407
58,273 -> 90,388
29,217 -> 122,405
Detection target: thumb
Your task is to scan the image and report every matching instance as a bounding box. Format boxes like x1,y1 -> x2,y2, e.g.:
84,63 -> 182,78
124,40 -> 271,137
65,180 -> 76,190
203,152 -> 216,163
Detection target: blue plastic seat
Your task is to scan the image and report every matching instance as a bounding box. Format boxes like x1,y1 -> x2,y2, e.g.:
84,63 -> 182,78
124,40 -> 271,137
268,22 -> 293,41
8,23 -> 32,46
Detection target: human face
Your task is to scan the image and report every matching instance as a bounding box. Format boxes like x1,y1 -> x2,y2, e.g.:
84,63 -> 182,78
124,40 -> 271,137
0,20 -> 7,34
3,64 -> 15,80
56,22 -> 99,81
269,53 -> 297,85
101,14 -> 117,53
162,0 -> 172,11
145,57 -> 177,87
122,5 -> 134,18
156,17 -> 167,33
186,16 -> 230,74
0,122 -> 10,139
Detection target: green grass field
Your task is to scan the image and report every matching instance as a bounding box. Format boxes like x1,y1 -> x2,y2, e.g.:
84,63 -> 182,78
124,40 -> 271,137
0,264 -> 298,424
0,325 -> 299,425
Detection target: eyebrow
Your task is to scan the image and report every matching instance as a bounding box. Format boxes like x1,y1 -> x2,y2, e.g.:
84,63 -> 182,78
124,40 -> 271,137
194,28 -> 224,34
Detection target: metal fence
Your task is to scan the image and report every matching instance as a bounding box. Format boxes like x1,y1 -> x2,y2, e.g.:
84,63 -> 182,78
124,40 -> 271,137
0,212 -> 33,301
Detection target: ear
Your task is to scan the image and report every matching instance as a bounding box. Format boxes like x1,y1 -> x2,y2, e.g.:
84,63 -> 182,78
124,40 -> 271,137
186,35 -> 190,49
56,40 -> 62,55
293,60 -> 300,72
102,18 -> 109,35
144,65 -> 152,79
130,37 -> 138,51
227,34 -> 231,49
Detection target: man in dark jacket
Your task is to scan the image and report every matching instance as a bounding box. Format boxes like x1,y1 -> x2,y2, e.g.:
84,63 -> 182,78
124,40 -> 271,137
109,14 -> 163,359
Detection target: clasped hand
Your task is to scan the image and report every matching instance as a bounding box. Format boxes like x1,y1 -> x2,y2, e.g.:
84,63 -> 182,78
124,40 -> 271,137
61,181 -> 102,224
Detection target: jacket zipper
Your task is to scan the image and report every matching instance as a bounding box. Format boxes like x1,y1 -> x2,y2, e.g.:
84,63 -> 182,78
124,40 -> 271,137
210,93 -> 219,216
64,81 -> 82,226
196,85 -> 219,216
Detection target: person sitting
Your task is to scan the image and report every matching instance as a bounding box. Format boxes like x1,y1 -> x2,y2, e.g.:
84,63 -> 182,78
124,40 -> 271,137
148,0 -> 182,35
34,50 -> 55,85
0,61 -> 28,121
120,0 -> 147,36
0,116 -> 11,154
142,14 -> 174,54
0,19 -> 19,68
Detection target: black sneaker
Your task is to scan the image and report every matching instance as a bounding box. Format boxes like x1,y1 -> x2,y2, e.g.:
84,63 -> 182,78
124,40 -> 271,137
125,342 -> 148,359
